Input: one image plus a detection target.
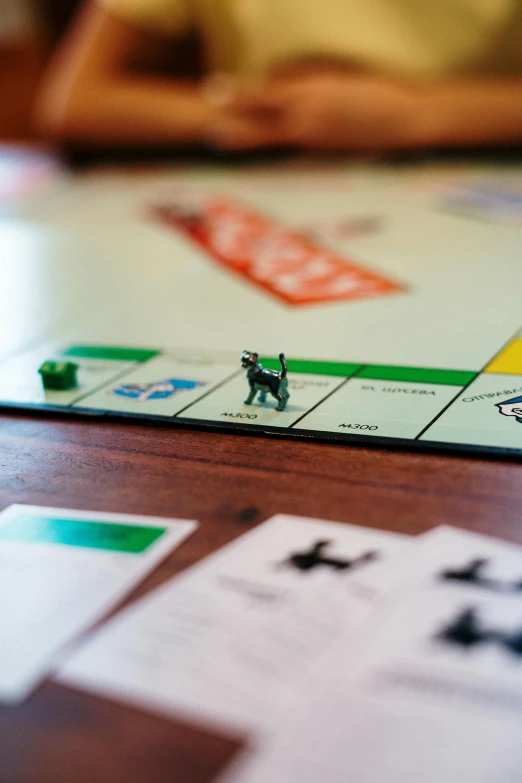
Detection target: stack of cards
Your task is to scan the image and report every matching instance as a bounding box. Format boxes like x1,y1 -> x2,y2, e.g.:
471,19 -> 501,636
59,515 -> 522,782
3,503 -> 521,782
221,526 -> 522,783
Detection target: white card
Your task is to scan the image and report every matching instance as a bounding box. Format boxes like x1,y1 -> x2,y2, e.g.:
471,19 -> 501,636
237,525 -> 522,783
59,515 -> 408,735
218,532 -> 418,783
0,504 -> 196,704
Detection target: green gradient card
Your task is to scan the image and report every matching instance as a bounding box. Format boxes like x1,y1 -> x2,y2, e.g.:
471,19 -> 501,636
0,504 -> 197,704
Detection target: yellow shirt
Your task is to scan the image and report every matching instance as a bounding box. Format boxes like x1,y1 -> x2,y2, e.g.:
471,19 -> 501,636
100,0 -> 522,79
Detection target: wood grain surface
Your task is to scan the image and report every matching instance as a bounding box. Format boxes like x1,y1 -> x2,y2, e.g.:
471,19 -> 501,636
1,412 -> 522,782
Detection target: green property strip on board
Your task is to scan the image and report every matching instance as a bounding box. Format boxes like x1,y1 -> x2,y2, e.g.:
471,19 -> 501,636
259,358 -> 476,385
260,358 -> 362,377
0,515 -> 166,553
63,345 -> 161,363
356,365 -> 477,386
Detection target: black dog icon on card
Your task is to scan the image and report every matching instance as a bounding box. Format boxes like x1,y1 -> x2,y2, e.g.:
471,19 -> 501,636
284,539 -> 379,573
439,558 -> 522,594
436,605 -> 522,657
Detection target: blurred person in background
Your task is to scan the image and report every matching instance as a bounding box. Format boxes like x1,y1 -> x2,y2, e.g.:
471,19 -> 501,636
36,0 -> 522,152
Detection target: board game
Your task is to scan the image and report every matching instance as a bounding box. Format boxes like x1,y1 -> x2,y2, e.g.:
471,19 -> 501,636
1,160 -> 522,457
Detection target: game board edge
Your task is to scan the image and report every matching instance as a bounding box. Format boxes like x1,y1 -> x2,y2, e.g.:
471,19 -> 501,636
1,401 -> 520,462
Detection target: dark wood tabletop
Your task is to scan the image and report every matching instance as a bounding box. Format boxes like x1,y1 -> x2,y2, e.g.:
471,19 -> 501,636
1,412 -> 522,783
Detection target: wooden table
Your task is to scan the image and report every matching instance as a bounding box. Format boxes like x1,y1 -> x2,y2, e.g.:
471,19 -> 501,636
1,412 -> 522,782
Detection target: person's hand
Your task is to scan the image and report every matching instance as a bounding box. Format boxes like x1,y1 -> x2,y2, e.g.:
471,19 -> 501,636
207,71 -> 423,152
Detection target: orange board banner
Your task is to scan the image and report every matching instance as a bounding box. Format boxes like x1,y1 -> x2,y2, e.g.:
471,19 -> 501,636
151,197 -> 404,306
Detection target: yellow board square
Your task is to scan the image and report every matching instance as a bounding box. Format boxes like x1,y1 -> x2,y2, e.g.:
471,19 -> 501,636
486,339 -> 522,375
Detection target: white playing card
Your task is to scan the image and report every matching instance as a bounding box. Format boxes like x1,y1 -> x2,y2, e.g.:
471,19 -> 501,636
0,504 -> 196,704
58,515 -> 409,735
233,525 -> 522,783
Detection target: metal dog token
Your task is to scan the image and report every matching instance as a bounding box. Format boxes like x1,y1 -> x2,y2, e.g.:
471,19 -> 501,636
241,351 -> 290,412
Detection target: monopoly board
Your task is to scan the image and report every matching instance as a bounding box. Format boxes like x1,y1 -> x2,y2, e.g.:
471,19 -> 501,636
1,160 -> 522,457
1,336 -> 522,456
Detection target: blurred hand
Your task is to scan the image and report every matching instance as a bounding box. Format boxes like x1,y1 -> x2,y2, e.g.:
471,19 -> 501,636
207,72 -> 421,152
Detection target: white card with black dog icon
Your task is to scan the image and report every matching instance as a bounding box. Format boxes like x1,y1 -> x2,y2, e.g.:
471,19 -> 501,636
58,515 -> 408,735
346,525 -> 522,691
233,525 -> 522,783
